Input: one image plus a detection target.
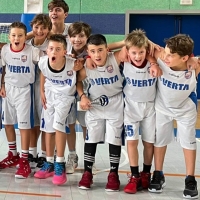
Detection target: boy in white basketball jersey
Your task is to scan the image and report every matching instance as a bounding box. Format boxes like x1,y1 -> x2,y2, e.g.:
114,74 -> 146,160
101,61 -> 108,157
122,29 -> 157,194
77,34 -> 124,191
27,0 -> 72,52
148,34 -> 199,199
65,22 -> 91,174
34,34 -> 81,185
0,22 -> 41,178
26,14 -> 52,169
0,48 -> 2,130
48,0 -> 72,52
66,22 -> 128,174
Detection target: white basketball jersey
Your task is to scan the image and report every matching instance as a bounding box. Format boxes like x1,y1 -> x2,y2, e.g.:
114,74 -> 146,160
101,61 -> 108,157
62,24 -> 72,54
1,44 -> 40,87
26,38 -> 48,82
0,49 -> 2,84
85,52 -> 123,100
39,55 -> 76,97
123,60 -> 157,102
26,38 -> 48,52
156,58 -> 197,114
67,48 -> 88,93
67,47 -> 88,59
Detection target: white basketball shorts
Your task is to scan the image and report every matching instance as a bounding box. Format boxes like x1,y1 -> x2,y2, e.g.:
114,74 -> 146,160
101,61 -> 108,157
40,89 -> 74,133
85,92 -> 124,146
124,97 -> 155,143
155,110 -> 197,150
2,83 -> 34,129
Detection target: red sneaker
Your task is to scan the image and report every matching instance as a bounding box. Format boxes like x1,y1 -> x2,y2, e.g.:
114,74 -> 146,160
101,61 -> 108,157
105,172 -> 120,192
140,171 -> 151,189
124,176 -> 142,194
15,158 -> 31,179
79,171 -> 93,190
0,151 -> 20,169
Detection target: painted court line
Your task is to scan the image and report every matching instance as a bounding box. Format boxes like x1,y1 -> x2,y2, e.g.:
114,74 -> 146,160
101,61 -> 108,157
0,190 -> 61,197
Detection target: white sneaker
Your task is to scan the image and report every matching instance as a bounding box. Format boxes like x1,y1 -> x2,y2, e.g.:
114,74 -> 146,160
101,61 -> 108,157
92,163 -> 97,175
66,154 -> 78,174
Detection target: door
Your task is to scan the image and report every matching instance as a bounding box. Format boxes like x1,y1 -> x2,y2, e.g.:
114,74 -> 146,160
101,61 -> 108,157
129,14 -> 200,98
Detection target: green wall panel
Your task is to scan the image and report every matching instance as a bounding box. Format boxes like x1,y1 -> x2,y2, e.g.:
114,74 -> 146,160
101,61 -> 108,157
81,0 -> 170,13
105,35 -> 125,44
170,0 -> 200,10
0,0 -> 200,14
43,0 -> 81,14
0,1 -> 23,13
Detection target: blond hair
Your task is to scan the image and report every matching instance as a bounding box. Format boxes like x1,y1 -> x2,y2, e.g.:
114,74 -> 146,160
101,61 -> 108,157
125,29 -> 149,50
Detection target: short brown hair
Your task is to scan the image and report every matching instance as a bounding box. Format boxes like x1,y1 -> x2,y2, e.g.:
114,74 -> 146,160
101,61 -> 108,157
165,34 -> 194,57
30,14 -> 52,31
125,29 -> 149,50
68,22 -> 91,38
48,0 -> 69,13
49,34 -> 67,49
10,22 -> 27,35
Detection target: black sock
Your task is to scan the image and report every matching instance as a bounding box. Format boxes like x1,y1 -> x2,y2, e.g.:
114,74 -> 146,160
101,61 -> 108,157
143,163 -> 152,173
84,143 -> 97,173
130,166 -> 139,177
109,143 -> 121,174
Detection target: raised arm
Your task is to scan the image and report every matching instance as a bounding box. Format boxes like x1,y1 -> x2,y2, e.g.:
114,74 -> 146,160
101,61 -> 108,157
76,68 -> 91,110
108,40 -> 125,51
148,39 -> 162,56
146,53 -> 163,77
26,31 -> 34,40
0,65 -> 6,97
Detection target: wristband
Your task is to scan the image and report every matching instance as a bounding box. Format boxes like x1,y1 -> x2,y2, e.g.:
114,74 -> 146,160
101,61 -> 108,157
150,62 -> 158,66
80,93 -> 86,100
1,82 -> 5,85
85,55 -> 91,59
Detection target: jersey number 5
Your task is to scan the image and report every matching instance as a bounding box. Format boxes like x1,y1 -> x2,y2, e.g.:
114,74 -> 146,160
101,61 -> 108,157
125,125 -> 134,137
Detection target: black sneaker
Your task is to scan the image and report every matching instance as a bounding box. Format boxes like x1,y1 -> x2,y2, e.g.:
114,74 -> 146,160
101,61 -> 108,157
148,170 -> 166,193
183,175 -> 199,199
36,156 -> 47,168
28,153 -> 38,169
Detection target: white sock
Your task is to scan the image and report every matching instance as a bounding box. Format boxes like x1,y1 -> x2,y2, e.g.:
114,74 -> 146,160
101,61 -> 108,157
29,147 -> 37,158
56,156 -> 65,163
46,157 -> 54,163
69,150 -> 76,155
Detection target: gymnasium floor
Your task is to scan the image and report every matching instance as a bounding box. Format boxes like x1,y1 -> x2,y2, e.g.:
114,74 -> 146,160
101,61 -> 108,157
0,126 -> 200,200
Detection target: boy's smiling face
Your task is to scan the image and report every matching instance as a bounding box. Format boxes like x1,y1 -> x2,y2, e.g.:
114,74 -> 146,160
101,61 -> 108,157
163,46 -> 188,70
69,31 -> 88,52
127,46 -> 147,67
32,23 -> 50,40
49,7 -> 68,25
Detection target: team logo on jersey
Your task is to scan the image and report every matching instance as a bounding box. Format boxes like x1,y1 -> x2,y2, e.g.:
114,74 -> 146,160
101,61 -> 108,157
21,55 -> 27,62
92,95 -> 109,106
185,71 -> 192,79
106,65 -> 114,73
67,70 -> 73,76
